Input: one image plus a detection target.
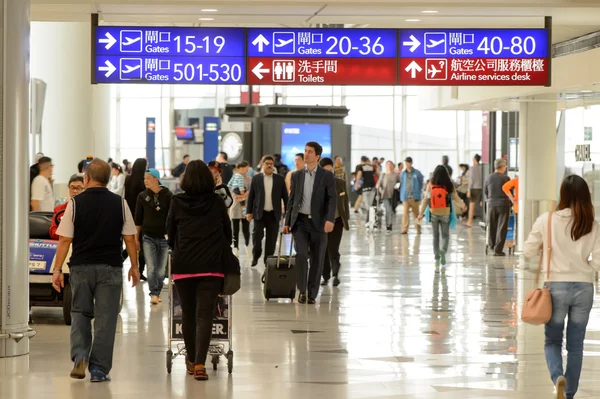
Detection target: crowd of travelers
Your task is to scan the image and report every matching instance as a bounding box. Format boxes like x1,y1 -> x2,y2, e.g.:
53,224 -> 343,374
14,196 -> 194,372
29,145 -> 600,398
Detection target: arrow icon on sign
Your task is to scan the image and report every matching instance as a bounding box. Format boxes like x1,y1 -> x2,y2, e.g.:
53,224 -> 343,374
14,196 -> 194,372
99,32 -> 117,50
252,34 -> 270,52
98,60 -> 117,78
402,35 -> 421,52
252,62 -> 270,80
405,61 -> 422,79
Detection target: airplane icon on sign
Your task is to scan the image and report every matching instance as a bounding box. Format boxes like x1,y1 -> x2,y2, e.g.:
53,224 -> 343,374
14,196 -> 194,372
428,64 -> 442,78
275,38 -> 294,48
426,39 -> 445,49
122,64 -> 141,74
122,37 -> 142,46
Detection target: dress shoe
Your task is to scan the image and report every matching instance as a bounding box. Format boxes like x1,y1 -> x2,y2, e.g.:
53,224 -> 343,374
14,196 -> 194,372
494,252 -> 506,257
251,259 -> 258,267
321,279 -> 329,286
308,298 -> 317,305
298,294 -> 307,304
333,277 -> 341,287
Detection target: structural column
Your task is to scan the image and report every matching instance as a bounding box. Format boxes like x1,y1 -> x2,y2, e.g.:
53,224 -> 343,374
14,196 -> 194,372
30,22 -> 111,184
518,98 -> 558,250
1,0 -> 33,358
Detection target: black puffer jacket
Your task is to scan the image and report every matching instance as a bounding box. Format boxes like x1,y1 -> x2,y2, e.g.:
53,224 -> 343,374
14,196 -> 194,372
166,192 -> 239,276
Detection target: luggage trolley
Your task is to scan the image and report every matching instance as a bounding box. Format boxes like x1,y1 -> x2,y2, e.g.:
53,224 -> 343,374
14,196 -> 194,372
166,254 -> 234,374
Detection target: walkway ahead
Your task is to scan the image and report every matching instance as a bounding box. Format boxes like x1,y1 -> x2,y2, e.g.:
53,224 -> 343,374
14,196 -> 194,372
3,215 -> 600,399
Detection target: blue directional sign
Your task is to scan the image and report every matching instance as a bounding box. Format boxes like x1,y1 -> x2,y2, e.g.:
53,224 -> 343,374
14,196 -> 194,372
95,56 -> 246,84
94,27 -> 246,84
247,28 -> 397,58
400,29 -> 549,58
96,27 -> 245,57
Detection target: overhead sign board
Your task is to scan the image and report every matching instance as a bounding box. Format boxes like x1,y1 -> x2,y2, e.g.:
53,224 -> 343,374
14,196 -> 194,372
93,27 -> 246,84
398,29 -> 550,86
93,25 -> 552,87
246,28 -> 398,85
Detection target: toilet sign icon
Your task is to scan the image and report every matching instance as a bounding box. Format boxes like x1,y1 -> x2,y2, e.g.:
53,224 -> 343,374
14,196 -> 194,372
272,60 -> 295,82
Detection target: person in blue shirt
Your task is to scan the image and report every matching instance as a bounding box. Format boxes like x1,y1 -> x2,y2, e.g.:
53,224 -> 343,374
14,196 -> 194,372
400,157 -> 424,234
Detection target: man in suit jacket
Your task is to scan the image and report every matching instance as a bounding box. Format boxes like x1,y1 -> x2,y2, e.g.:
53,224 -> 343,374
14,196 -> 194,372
284,142 -> 336,304
247,155 -> 289,267
318,158 -> 350,288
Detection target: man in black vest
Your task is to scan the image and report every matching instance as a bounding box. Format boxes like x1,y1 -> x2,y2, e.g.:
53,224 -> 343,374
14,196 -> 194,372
246,155 -> 289,267
52,159 -> 140,383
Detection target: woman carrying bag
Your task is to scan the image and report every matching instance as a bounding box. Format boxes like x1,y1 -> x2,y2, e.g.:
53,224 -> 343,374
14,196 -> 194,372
418,165 -> 466,272
167,160 -> 241,381
523,175 -> 600,399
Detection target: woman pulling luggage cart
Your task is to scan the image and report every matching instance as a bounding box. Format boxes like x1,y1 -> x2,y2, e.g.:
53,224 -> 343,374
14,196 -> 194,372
165,160 -> 241,379
166,254 -> 234,375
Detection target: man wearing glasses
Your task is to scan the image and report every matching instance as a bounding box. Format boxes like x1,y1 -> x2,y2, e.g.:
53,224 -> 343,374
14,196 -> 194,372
247,155 -> 288,267
49,175 -> 85,240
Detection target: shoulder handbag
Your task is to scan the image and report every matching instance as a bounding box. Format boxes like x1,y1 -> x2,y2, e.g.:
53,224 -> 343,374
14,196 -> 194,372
521,210 -> 554,325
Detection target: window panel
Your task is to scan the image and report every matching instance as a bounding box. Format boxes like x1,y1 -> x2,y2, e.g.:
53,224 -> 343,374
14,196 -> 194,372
173,85 -> 217,98
285,96 -> 333,106
345,86 -> 393,96
345,96 -> 393,131
118,84 -> 162,98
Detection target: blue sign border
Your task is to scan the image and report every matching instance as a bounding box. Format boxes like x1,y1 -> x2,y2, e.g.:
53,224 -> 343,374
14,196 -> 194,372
399,28 -> 549,58
247,28 -> 398,58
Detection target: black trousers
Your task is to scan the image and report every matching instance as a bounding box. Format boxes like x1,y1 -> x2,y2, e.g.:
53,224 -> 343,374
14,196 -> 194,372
232,218 -> 250,248
174,277 -> 222,365
488,205 -> 510,254
293,214 -> 327,300
323,218 -> 344,281
252,211 -> 279,263
122,230 -> 146,274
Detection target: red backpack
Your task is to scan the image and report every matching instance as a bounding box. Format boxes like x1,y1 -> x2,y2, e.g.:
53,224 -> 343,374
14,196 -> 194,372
430,185 -> 449,209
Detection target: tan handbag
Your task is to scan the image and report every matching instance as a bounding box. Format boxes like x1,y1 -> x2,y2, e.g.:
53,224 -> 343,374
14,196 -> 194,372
521,210 -> 553,325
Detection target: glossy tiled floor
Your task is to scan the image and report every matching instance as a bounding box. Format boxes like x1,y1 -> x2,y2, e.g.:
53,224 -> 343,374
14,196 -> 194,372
3,212 -> 600,398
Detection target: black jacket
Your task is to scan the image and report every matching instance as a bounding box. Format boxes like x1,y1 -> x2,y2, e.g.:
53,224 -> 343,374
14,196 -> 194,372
285,167 -> 337,232
247,173 -> 288,221
135,187 -> 173,238
172,162 -> 186,178
166,192 -> 240,276
220,163 -> 234,186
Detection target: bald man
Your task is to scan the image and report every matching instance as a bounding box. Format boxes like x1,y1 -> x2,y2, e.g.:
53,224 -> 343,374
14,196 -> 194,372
52,159 -> 140,382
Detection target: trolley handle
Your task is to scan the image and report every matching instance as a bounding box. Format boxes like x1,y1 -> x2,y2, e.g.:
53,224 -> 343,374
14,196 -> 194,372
276,231 -> 294,268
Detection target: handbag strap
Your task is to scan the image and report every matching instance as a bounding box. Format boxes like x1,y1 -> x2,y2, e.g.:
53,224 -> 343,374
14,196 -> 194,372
535,207 -> 554,285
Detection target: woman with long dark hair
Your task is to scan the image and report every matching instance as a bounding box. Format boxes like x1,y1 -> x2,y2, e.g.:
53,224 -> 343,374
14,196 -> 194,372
167,160 -> 240,380
123,158 -> 148,280
524,175 -> 600,399
418,165 -> 466,271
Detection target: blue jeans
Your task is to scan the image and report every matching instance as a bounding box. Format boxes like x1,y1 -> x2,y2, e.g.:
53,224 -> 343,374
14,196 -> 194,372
70,265 -> 123,374
143,235 -> 169,297
382,198 -> 394,227
545,282 -> 594,399
431,214 -> 450,260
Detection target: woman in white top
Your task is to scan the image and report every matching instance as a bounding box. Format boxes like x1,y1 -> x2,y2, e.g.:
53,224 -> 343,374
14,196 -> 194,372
524,175 -> 600,399
109,163 -> 125,196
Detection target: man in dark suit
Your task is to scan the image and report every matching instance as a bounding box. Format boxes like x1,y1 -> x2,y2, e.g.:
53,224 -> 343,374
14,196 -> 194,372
318,158 -> 350,288
247,155 -> 289,267
284,142 -> 336,304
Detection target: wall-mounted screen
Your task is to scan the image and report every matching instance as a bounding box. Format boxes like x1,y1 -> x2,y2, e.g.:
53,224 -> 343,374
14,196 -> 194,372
175,126 -> 194,140
281,123 -> 332,168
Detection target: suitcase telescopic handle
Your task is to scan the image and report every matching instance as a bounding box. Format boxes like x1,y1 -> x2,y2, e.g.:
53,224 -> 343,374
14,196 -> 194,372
276,231 -> 294,268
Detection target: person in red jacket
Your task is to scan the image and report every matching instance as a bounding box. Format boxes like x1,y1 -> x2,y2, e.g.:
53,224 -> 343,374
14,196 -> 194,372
49,175 -> 85,240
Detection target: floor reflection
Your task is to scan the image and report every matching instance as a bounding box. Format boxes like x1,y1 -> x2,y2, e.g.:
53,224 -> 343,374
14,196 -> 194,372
6,213 -> 600,398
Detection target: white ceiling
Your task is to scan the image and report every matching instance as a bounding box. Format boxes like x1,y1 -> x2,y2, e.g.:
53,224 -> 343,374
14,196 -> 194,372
31,1 -> 600,43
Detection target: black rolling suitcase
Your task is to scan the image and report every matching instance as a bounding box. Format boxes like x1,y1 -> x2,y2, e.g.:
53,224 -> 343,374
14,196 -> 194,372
262,233 -> 296,301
